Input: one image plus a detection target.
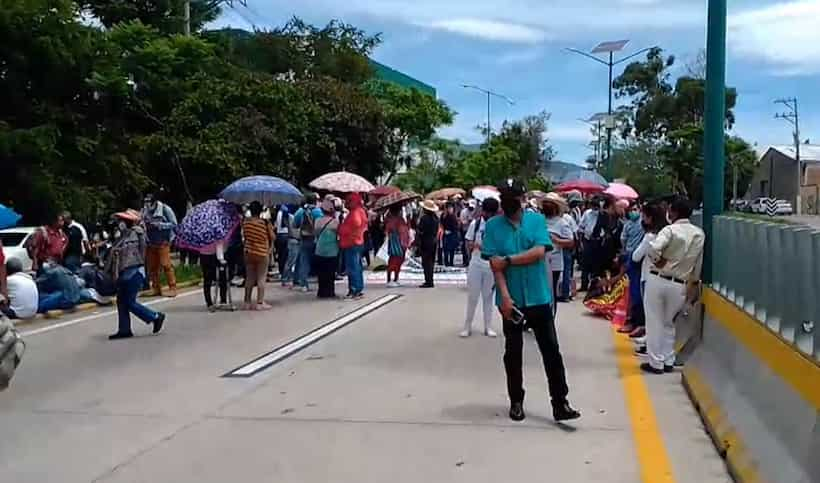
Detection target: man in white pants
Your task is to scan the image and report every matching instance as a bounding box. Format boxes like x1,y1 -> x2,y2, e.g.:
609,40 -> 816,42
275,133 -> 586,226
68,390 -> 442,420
461,198 -> 500,338
642,198 -> 704,374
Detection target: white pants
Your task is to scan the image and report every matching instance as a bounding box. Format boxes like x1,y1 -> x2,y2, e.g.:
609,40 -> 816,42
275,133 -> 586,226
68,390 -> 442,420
465,260 -> 495,332
644,273 -> 686,369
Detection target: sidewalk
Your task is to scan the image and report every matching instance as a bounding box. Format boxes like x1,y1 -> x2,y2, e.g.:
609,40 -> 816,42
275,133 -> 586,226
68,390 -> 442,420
0,285 -> 729,483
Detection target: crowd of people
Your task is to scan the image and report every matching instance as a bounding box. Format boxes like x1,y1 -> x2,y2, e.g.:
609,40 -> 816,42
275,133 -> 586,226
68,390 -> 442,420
1,177 -> 705,421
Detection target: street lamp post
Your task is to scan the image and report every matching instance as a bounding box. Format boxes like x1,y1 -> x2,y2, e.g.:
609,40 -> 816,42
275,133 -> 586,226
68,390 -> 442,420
775,97 -> 802,215
461,85 -> 515,146
566,41 -> 656,180
579,113 -> 607,171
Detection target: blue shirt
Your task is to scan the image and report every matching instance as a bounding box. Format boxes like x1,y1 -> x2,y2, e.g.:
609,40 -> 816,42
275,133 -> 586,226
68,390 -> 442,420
293,206 -> 324,230
621,218 -> 645,254
482,211 -> 554,308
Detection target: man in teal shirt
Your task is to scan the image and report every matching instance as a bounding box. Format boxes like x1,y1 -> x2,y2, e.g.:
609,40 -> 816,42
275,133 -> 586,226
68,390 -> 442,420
482,179 -> 580,423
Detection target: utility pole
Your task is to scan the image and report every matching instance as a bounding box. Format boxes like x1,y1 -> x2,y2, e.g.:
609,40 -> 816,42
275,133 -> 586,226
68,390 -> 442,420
775,97 -> 802,215
702,0 -> 727,283
183,0 -> 191,35
461,85 -> 515,146
566,41 -> 656,180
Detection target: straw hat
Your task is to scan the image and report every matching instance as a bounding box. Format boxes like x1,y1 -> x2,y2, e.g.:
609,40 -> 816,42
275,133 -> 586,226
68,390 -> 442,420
114,209 -> 141,222
541,192 -> 568,212
421,200 -> 440,213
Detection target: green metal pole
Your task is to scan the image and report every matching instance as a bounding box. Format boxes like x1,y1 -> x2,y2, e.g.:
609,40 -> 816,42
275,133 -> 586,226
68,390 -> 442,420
702,0 -> 727,284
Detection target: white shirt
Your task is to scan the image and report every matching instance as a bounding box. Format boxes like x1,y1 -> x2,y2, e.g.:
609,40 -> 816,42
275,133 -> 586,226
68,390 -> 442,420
648,219 -> 705,282
465,218 -> 489,266
70,221 -> 89,254
632,232 -> 657,283
578,209 -> 598,239
275,211 -> 290,235
7,272 -> 38,319
546,216 -> 573,272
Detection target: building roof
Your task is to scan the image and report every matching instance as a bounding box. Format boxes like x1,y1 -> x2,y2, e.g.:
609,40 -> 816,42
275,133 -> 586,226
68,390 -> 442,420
763,145 -> 820,163
370,60 -> 436,97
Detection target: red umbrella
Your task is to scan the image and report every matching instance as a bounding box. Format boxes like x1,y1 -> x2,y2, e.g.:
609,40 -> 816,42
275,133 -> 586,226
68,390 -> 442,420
555,180 -> 607,194
370,185 -> 401,197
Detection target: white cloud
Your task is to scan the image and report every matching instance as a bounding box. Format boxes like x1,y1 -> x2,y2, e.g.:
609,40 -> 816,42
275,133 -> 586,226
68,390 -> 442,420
549,123 -> 595,143
729,0 -> 820,75
424,18 -> 547,43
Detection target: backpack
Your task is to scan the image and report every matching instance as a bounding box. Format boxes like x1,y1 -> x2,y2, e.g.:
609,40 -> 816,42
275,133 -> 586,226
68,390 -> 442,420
299,208 -> 316,238
0,317 -> 25,391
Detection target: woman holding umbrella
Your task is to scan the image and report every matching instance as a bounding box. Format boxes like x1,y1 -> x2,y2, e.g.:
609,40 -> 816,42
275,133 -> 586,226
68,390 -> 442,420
338,193 -> 368,299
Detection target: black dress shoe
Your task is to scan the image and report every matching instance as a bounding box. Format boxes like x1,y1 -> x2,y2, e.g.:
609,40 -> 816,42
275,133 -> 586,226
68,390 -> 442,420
418,283 -> 434,288
552,401 -> 581,421
664,365 -> 675,373
640,362 -> 665,374
509,402 -> 526,421
108,332 -> 134,340
152,313 -> 166,334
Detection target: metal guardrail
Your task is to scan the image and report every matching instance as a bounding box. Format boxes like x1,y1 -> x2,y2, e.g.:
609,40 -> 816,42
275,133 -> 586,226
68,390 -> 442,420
711,216 -> 819,362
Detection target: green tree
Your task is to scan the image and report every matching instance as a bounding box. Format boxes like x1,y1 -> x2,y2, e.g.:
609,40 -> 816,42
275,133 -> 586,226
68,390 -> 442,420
81,0 -> 221,33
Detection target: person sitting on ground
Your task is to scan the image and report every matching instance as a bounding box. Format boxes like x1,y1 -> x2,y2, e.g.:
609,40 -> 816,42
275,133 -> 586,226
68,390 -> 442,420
1,258 -> 38,320
36,261 -> 81,313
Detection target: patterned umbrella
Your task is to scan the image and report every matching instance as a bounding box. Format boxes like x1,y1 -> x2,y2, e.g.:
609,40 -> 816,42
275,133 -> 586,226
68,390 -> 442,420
219,175 -> 303,206
425,187 -> 466,200
175,200 -> 242,254
0,203 -> 22,230
309,172 -> 375,193
370,185 -> 401,197
374,191 -> 421,211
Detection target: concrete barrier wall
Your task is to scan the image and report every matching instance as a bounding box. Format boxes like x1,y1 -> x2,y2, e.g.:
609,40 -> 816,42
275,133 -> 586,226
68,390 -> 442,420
684,288 -> 820,483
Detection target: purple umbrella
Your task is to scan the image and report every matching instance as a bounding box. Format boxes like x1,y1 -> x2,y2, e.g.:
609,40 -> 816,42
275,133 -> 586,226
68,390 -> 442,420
175,200 -> 241,255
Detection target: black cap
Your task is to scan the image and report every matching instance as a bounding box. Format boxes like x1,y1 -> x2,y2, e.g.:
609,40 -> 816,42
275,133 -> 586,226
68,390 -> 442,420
481,197 -> 499,213
496,178 -> 527,197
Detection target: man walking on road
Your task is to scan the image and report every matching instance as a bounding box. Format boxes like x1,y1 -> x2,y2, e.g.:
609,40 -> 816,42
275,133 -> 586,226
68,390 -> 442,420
416,200 -> 439,288
141,193 -> 178,297
482,179 -> 580,423
641,197 -> 704,374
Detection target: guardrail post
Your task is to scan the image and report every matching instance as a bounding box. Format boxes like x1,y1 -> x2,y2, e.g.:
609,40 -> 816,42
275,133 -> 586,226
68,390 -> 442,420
754,221 -> 770,323
766,223 -> 783,332
795,229 -> 816,356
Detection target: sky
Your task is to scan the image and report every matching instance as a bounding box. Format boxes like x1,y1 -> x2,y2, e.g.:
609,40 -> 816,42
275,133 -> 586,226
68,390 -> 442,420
213,0 -> 820,165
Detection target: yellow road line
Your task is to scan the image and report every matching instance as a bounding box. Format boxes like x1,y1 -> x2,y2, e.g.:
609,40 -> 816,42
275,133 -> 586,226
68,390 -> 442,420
612,329 -> 677,483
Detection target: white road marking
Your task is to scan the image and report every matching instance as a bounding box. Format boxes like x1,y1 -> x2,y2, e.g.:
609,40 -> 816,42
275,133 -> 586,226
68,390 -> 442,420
21,289 -> 200,337
225,294 -> 402,378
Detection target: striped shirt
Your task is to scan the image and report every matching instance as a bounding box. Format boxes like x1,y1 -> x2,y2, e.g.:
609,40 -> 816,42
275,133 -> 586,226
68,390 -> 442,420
242,218 -> 274,258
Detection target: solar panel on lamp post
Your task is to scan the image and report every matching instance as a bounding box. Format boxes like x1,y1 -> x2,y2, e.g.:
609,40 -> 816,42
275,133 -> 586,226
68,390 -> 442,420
565,40 -> 657,180
461,85 -> 515,146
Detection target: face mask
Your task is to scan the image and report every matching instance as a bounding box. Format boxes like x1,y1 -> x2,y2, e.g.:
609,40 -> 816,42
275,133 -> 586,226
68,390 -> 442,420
500,196 -> 521,217
628,211 -> 640,221
666,212 -> 673,224
118,221 -> 128,232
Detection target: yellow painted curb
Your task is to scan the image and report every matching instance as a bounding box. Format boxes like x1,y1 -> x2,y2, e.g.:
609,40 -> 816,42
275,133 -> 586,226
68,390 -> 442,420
611,328 -> 677,483
703,288 -> 820,409
682,367 -> 764,483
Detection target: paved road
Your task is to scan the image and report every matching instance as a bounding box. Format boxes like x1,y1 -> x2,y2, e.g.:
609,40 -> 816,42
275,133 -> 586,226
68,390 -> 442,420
1,283 -> 730,483
787,215 -> 820,228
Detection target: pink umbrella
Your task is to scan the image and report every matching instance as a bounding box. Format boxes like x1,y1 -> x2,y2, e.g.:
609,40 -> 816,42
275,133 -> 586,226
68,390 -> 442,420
309,172 -> 375,193
604,182 -> 639,200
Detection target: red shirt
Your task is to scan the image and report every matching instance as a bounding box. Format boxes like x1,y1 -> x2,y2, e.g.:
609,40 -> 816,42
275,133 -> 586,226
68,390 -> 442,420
33,226 -> 67,265
339,207 -> 367,249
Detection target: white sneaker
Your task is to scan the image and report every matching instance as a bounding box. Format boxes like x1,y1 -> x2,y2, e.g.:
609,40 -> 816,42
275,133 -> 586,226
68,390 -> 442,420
459,330 -> 471,338
633,336 -> 647,345
386,282 -> 398,288
300,286 -> 310,293
484,328 -> 498,338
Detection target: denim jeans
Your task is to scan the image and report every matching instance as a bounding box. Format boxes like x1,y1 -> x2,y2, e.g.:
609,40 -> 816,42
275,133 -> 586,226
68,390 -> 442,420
116,267 -> 159,335
38,291 -> 72,313
282,239 -> 300,284
296,238 -> 315,288
561,250 -> 573,299
343,245 -> 365,295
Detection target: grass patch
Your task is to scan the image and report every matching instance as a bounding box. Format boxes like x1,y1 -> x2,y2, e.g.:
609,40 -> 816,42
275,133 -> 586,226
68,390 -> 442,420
159,263 -> 202,286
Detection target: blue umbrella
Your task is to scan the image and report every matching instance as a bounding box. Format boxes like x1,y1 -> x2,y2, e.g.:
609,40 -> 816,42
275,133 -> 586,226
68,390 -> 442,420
0,203 -> 21,229
554,169 -> 609,187
219,175 -> 303,206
